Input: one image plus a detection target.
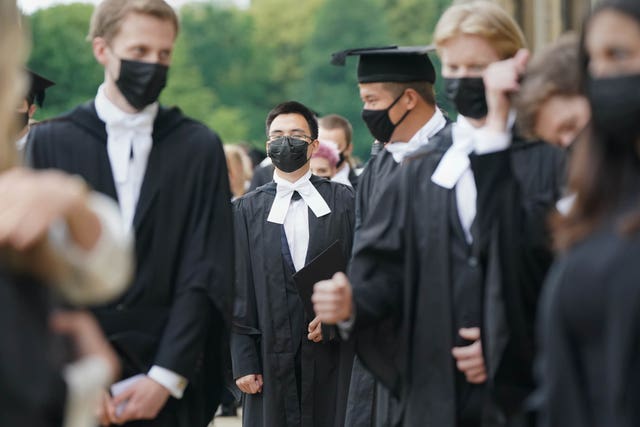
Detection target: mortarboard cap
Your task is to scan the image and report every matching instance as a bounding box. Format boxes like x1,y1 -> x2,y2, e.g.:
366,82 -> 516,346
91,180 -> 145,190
26,70 -> 55,107
331,45 -> 437,84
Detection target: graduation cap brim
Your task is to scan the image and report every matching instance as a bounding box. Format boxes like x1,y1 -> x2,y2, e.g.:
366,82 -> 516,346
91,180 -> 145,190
331,45 -> 437,84
27,70 -> 55,107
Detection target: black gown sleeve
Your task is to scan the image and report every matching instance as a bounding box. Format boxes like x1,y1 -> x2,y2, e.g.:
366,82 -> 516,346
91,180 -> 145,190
470,144 -> 560,412
154,132 -> 234,380
230,199 -> 262,379
349,166 -> 407,330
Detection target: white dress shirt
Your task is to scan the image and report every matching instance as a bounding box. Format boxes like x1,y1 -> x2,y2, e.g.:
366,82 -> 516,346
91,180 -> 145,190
94,84 -> 187,399
95,84 -> 156,233
16,130 -> 29,152
332,163 -> 352,188
269,170 -> 332,271
384,107 -> 448,163
431,114 -> 513,243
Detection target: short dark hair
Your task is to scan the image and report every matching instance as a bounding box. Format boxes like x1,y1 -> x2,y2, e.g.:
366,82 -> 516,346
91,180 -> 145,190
381,81 -> 436,106
319,114 -> 353,146
265,101 -> 319,140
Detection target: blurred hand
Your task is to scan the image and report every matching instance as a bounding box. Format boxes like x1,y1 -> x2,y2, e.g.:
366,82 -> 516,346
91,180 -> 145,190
110,376 -> 170,424
307,316 -> 323,342
483,49 -> 530,132
0,168 -> 98,251
50,310 -> 120,383
97,389 -> 117,427
312,272 -> 353,324
235,374 -> 264,394
451,327 -> 487,384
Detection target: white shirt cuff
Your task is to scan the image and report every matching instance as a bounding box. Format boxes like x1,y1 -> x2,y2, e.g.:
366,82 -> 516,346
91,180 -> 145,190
148,365 -> 188,399
337,311 -> 356,341
473,128 -> 512,155
49,192 -> 134,306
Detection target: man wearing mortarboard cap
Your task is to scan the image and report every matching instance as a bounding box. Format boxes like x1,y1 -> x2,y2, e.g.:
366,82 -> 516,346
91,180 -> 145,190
325,46 -> 449,427
15,69 -> 54,152
313,37 -> 554,424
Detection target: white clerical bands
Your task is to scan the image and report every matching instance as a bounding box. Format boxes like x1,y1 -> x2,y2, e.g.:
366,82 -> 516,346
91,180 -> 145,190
268,173 -> 331,224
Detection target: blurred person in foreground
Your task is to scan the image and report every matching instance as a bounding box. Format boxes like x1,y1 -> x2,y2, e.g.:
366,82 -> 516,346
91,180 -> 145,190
1,1 -> 134,426
534,1 -> 640,426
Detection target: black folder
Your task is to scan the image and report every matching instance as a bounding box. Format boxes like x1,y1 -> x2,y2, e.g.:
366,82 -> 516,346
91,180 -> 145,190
292,240 -> 347,320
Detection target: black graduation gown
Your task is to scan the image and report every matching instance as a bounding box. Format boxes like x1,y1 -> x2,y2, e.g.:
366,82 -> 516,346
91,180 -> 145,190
348,166 -> 360,191
231,175 -> 355,427
534,220 -> 640,427
348,128 -> 564,427
249,163 -> 275,192
0,268 -> 67,427
346,148 -> 402,427
27,101 -> 234,427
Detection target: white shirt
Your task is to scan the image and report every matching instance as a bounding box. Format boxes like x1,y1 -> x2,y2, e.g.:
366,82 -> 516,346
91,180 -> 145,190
16,130 -> 29,152
270,170 -> 332,271
431,114 -> 513,243
384,108 -> 448,163
332,163 -> 352,187
95,84 -> 156,233
94,84 -> 187,399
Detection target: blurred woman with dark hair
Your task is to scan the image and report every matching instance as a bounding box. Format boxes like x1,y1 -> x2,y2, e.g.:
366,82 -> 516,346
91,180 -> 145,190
535,1 -> 640,426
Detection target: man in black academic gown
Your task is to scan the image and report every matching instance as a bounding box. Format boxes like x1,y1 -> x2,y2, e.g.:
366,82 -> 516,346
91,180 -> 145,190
329,46 -> 449,427
314,56 -> 564,427
27,1 -> 233,425
231,101 -> 355,427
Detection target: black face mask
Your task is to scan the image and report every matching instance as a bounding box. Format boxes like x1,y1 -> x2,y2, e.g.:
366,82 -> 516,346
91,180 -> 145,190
444,77 -> 488,120
587,73 -> 640,146
361,92 -> 411,143
268,136 -> 310,173
336,152 -> 346,168
116,59 -> 168,110
16,111 -> 29,130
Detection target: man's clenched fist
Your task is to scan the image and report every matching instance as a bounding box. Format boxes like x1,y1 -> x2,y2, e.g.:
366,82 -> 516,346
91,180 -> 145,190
312,272 -> 353,324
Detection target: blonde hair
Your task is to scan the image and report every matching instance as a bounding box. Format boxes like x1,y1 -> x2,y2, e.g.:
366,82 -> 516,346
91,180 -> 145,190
88,0 -> 179,42
434,1 -> 526,60
224,144 -> 253,198
0,1 -> 26,171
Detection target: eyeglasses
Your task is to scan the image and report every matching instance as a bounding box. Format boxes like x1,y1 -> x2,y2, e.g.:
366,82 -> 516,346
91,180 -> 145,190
267,133 -> 313,142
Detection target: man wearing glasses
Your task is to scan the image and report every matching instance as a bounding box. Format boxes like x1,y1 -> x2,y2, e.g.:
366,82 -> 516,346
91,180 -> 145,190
231,101 -> 355,427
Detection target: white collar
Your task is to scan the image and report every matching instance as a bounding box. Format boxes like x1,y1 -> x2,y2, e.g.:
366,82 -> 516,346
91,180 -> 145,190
95,84 -> 158,184
385,108 -> 447,163
431,112 -> 516,189
16,130 -> 29,152
268,169 -> 331,224
332,163 -> 352,187
95,84 -> 159,128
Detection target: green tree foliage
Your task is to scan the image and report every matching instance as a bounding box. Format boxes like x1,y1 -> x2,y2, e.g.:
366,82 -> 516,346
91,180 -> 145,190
26,0 -> 453,154
296,0 -> 390,158
27,4 -> 103,119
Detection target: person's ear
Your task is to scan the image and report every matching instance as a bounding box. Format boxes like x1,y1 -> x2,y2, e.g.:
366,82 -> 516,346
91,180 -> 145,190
404,88 -> 420,110
28,104 -> 37,119
93,37 -> 110,67
310,139 -> 320,155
